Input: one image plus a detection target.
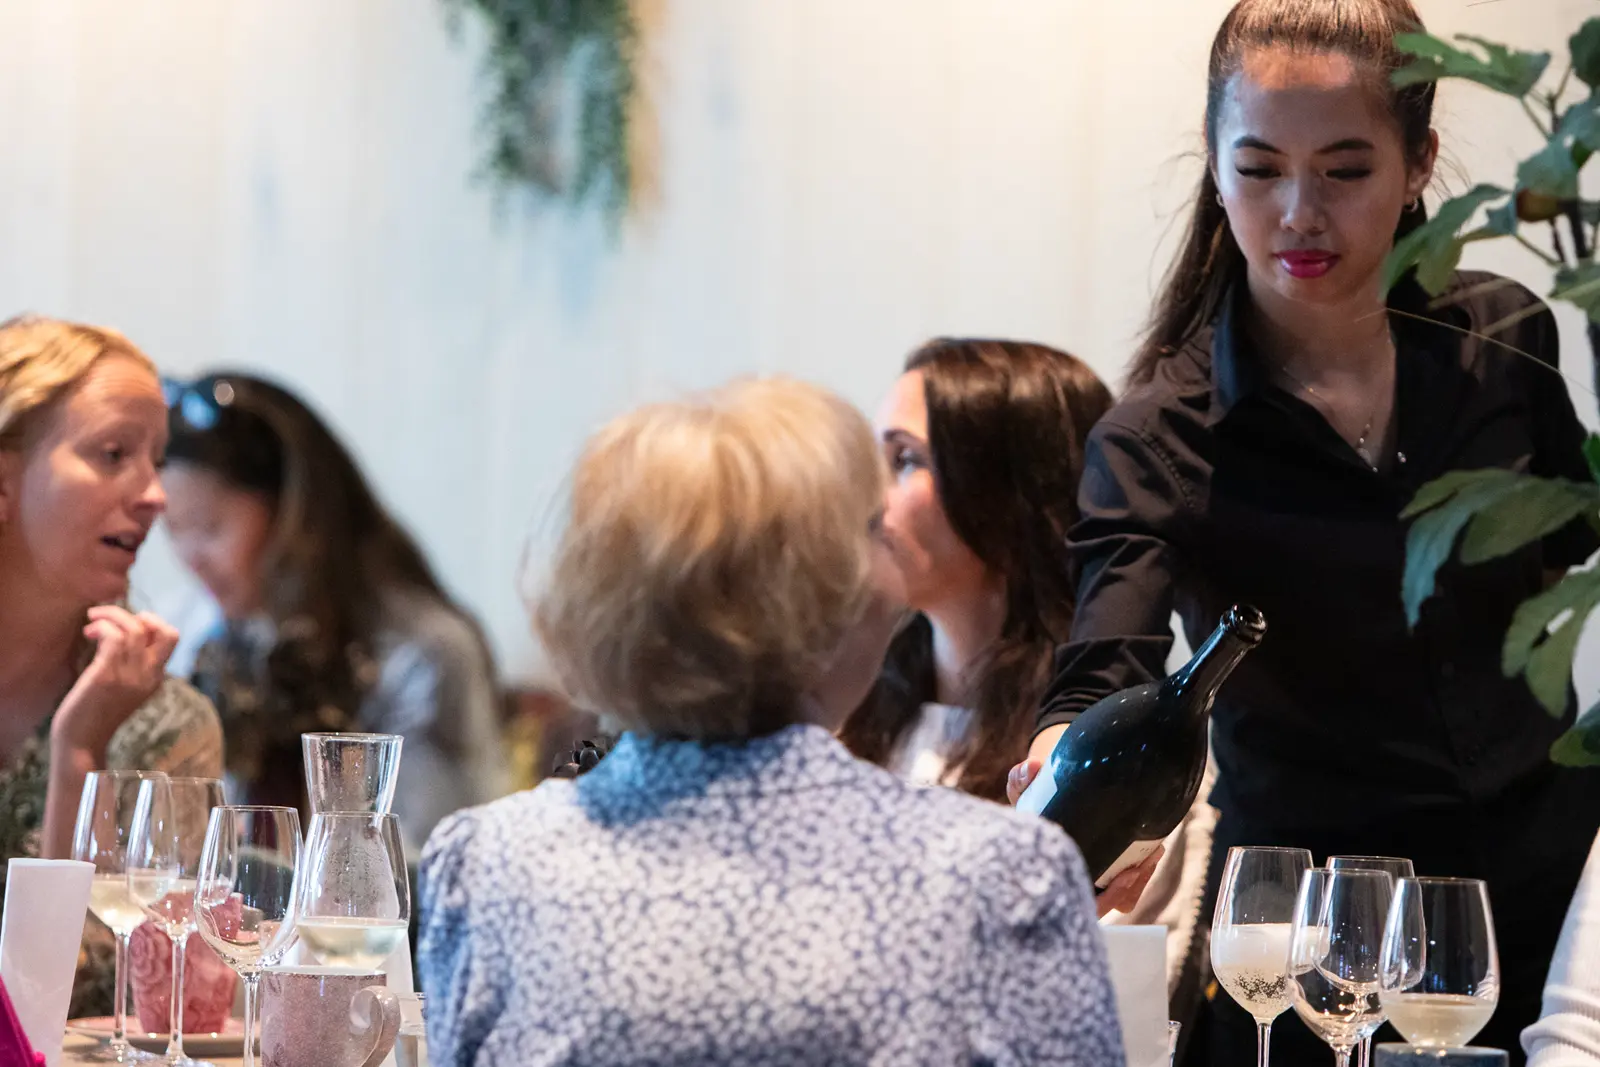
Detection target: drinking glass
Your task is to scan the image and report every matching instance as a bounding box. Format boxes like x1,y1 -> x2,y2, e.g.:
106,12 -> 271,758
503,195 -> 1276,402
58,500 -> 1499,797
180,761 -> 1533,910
195,806 -> 302,1067
294,813 -> 409,972
1211,845 -> 1314,1067
1329,855 -> 1412,1067
301,733 -> 402,815
126,776 -> 226,1066
73,770 -> 167,1063
1289,868 -> 1394,1067
1379,877 -> 1499,1048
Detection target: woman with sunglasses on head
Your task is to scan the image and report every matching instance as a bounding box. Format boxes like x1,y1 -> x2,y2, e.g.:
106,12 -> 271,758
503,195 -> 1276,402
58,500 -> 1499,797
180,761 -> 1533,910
1024,2 -> 1600,1062
161,373 -> 505,851
0,315 -> 223,1016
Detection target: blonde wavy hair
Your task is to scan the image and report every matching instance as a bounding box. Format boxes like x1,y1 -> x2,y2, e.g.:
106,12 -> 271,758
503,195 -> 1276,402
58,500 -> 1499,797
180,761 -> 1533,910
0,314 -> 155,451
534,377 -> 886,740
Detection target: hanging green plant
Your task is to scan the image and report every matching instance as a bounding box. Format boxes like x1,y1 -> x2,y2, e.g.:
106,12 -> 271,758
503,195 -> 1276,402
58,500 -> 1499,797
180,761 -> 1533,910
441,0 -> 638,219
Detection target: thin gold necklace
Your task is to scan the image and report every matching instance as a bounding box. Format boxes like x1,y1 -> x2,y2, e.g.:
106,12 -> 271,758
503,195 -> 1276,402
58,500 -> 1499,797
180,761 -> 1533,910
1274,329 -> 1395,472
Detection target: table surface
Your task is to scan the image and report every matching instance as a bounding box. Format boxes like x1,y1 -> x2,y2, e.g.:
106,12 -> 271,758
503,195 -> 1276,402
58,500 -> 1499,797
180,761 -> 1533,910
61,1033 -> 244,1066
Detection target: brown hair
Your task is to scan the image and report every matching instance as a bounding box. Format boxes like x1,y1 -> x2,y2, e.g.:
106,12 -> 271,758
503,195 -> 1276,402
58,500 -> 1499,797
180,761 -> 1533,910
534,377 -> 886,741
1128,0 -> 1435,387
839,339 -> 1113,800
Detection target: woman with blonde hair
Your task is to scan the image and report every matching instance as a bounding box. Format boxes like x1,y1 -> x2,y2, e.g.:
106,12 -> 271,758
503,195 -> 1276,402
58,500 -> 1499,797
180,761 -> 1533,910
417,377 -> 1124,1066
0,315 -> 222,1017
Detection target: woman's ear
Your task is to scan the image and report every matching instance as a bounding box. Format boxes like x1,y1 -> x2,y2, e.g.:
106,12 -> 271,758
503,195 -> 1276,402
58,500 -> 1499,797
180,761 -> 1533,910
1407,129 -> 1440,204
0,450 -> 19,527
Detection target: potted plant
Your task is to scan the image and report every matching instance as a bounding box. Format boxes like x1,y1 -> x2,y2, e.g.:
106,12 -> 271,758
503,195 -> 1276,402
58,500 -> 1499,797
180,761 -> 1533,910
1386,21 -> 1600,765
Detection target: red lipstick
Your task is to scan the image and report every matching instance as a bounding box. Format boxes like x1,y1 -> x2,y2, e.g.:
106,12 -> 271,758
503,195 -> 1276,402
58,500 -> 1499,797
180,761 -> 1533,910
1276,250 -> 1339,279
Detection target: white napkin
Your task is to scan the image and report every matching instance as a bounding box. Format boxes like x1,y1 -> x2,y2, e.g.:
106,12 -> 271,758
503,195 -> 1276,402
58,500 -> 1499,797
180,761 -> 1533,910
0,859 -> 94,1067
1100,924 -> 1170,1067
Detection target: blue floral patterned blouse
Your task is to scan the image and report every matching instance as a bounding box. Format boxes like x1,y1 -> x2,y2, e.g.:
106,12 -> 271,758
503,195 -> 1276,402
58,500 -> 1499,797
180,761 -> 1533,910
418,722 -> 1125,1066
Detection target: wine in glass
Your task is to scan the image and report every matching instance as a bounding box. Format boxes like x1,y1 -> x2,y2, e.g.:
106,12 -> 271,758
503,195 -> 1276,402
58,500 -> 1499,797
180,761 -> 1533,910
126,776 -> 226,1066
1329,855 -> 1412,1067
1211,845 -> 1314,1067
1380,876 -> 1499,1048
1289,867 -> 1393,1067
195,806 -> 302,1067
295,812 -> 409,971
74,770 -> 168,1063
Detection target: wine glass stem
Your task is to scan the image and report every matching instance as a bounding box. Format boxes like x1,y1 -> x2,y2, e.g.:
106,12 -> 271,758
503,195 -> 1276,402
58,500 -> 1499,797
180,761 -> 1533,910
167,930 -> 188,1060
1359,1035 -> 1372,1067
111,931 -> 130,1051
241,973 -> 259,1067
1256,1020 -> 1272,1067
1335,1048 -> 1353,1067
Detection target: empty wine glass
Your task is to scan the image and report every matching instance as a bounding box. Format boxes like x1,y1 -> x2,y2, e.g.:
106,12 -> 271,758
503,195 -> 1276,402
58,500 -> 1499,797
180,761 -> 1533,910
301,733 -> 402,815
126,776 -> 226,1066
195,806 -> 302,1067
1289,868 -> 1394,1067
73,770 -> 168,1064
294,812 -> 409,972
1380,877 -> 1499,1048
1328,855 -> 1412,1067
1211,845 -> 1314,1067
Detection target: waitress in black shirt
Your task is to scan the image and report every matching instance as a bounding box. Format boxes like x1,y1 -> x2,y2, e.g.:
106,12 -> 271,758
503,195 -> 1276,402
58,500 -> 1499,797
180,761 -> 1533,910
1026,1 -> 1600,1062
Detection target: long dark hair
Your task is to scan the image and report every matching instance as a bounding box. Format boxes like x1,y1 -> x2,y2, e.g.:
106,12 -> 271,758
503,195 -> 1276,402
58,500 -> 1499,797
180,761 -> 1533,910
839,339 -> 1113,800
166,373 -> 495,735
1129,0 -> 1435,387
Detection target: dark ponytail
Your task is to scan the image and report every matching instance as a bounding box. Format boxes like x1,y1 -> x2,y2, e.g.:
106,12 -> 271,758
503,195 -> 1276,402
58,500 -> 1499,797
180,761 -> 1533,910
1128,0 -> 1436,387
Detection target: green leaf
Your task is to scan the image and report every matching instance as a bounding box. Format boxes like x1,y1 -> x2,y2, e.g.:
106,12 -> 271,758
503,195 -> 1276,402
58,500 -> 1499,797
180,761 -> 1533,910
1502,568 -> 1600,704
1382,185 -> 1508,294
1573,18 -> 1600,89
1519,138 -> 1582,199
1585,435 -> 1600,484
1402,469 -> 1526,624
1559,95 -> 1600,152
1459,477 -> 1600,563
1552,700 -> 1600,767
1552,263 -> 1600,321
1393,33 -> 1551,97
1485,199 -> 1521,236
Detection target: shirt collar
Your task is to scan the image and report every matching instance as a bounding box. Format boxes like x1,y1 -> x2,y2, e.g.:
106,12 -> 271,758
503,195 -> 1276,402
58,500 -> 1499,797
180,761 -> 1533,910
574,722 -> 867,819
1207,270 -> 1462,426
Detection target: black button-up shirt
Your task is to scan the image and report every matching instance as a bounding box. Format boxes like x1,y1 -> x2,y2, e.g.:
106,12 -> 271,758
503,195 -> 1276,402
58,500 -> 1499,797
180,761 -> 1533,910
1039,271 -> 1600,833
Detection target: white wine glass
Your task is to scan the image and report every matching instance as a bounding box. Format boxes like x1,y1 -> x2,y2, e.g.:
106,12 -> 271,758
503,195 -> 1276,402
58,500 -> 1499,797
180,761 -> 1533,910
1289,868 -> 1393,1067
294,812 -> 410,971
1380,877 -> 1499,1048
1329,855 -> 1412,1067
1211,845 -> 1314,1067
73,770 -> 168,1064
195,806 -> 302,1067
126,776 -> 226,1067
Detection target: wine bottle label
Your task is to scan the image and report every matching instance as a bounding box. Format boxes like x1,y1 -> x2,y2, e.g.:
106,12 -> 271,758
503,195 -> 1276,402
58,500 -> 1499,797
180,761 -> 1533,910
1094,839 -> 1163,890
1013,768 -> 1057,817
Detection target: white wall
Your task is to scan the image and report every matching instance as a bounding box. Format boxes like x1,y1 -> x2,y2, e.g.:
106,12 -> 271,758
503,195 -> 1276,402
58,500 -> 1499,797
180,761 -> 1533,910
0,0 -> 1594,699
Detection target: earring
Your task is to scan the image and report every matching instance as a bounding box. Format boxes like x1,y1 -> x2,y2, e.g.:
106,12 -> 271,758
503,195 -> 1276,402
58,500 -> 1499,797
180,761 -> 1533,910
1408,196 -> 1421,211
1216,193 -> 1225,207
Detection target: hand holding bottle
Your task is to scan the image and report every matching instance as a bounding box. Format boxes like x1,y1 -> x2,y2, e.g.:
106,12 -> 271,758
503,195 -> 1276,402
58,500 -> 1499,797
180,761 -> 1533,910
1008,758 -> 1164,918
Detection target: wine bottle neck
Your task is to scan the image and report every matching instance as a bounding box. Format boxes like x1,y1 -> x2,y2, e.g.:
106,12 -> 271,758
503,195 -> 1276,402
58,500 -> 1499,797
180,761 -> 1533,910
1164,629 -> 1255,711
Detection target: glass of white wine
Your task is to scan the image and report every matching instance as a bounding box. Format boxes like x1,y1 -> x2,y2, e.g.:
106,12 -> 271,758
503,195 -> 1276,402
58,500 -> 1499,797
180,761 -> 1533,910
1289,867 -> 1393,1067
73,770 -> 169,1064
126,776 -> 227,1067
1379,877 -> 1499,1049
295,812 -> 410,972
1211,845 -> 1314,1067
195,806 -> 302,1067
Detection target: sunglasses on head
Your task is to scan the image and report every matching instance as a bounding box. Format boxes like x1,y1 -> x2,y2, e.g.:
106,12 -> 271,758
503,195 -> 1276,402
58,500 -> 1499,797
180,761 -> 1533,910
162,376 -> 239,433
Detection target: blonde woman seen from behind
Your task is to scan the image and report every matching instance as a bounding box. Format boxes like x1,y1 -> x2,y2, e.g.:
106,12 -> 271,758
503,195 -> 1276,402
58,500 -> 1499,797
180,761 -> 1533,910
416,378 -> 1125,1067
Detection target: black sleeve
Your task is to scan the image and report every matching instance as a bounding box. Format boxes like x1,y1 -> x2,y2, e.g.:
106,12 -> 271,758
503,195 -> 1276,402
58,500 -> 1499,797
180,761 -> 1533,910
1524,299 -> 1600,567
1037,417 -> 1183,734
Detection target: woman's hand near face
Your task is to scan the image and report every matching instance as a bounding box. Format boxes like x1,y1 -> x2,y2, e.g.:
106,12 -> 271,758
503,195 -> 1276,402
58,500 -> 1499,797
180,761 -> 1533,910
1006,753 -> 1165,919
50,606 -> 178,758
